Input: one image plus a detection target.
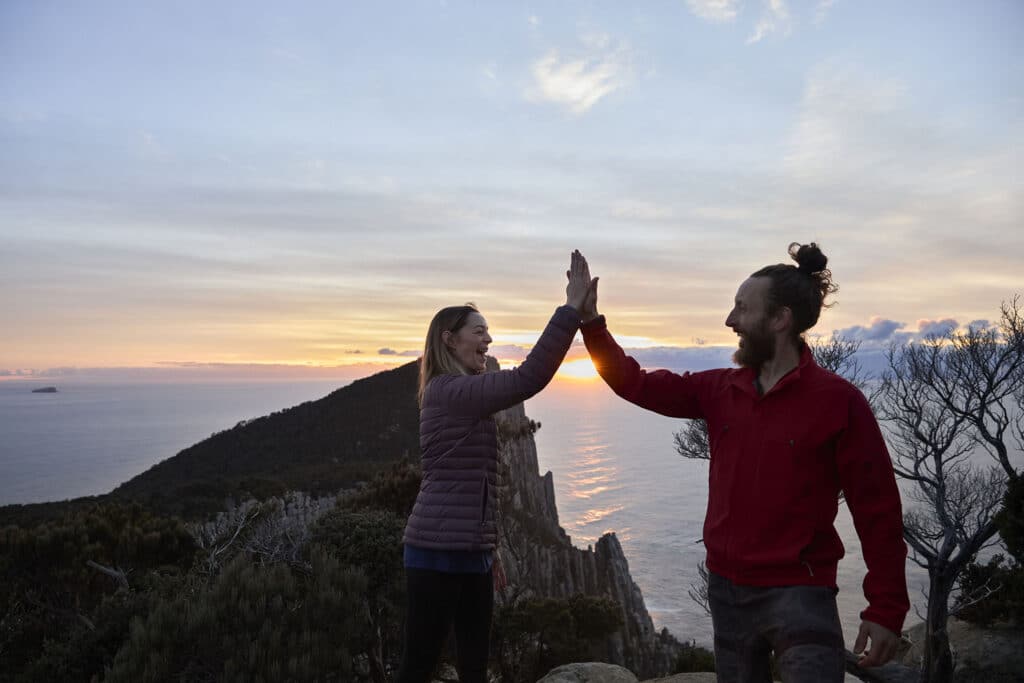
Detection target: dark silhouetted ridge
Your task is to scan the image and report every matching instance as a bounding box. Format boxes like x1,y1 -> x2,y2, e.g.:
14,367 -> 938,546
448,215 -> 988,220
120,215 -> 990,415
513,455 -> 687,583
108,361 -> 420,517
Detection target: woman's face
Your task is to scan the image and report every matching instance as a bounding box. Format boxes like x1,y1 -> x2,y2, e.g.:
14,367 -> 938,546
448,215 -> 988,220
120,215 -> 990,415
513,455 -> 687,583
445,312 -> 492,374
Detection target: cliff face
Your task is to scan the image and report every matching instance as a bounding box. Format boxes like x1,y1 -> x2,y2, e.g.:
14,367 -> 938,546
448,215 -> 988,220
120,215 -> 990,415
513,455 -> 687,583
494,401 -> 681,678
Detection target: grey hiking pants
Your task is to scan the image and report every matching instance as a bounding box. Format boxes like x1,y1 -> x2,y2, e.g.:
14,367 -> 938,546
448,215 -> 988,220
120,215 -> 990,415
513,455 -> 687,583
709,571 -> 846,683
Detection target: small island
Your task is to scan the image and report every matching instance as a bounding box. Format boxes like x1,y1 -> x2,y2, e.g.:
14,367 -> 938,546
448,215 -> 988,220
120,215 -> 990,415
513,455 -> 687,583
31,386 -> 58,393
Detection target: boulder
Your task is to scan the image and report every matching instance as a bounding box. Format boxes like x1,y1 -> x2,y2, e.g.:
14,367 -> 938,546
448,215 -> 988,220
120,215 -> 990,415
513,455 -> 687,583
538,662 -> 640,683
901,618 -> 1024,682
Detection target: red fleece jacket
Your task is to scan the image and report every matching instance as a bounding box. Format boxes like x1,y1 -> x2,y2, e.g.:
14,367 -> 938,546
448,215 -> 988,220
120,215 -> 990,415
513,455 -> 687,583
582,316 -> 910,634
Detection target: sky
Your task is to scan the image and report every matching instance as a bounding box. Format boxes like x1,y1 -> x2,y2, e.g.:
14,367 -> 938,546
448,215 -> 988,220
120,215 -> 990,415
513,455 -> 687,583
2,0 -> 1022,381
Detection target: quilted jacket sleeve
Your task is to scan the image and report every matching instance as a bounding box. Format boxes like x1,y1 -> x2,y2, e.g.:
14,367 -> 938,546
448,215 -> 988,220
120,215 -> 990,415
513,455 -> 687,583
428,305 -> 580,418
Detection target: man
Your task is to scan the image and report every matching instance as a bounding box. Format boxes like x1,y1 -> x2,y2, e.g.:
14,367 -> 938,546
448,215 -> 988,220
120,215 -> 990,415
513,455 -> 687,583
577,244 -> 909,682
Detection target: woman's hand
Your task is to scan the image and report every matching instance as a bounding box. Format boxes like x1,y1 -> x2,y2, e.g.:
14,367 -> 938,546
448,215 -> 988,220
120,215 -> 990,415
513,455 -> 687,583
566,249 -> 598,314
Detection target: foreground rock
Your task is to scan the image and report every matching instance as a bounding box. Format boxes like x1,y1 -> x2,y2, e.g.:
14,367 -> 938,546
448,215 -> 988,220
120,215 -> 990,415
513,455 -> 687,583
538,663 -> 639,682
900,617 -> 1024,682
843,650 -> 916,683
537,668 -> 717,683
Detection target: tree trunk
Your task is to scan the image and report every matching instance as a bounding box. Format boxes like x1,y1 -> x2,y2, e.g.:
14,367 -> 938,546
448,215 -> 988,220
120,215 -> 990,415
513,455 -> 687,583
920,571 -> 954,683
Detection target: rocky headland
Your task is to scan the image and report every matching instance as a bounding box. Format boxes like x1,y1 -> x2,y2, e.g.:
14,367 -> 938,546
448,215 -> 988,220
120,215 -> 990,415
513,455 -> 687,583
493,398 -> 688,678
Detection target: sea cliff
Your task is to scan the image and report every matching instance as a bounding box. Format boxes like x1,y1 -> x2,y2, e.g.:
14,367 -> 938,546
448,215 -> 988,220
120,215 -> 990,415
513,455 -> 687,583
494,399 -> 685,677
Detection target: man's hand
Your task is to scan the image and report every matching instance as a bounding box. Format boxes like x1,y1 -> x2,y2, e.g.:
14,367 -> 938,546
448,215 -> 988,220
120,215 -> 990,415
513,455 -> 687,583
565,250 -> 599,323
565,250 -> 598,316
580,276 -> 599,323
854,619 -> 899,667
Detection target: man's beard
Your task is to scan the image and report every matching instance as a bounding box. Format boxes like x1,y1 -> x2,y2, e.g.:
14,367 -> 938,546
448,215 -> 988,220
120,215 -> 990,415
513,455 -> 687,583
732,318 -> 776,369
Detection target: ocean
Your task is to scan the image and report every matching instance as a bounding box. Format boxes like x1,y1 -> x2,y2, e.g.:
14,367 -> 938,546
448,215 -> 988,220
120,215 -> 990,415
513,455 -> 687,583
0,379 -> 342,506
0,374 -> 930,648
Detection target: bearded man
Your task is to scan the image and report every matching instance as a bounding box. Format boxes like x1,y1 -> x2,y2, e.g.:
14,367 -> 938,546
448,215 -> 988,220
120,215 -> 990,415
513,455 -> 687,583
577,244 -> 908,683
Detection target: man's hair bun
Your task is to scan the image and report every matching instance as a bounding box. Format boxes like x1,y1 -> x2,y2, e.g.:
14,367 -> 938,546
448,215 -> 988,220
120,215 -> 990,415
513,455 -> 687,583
789,242 -> 828,275
751,241 -> 838,340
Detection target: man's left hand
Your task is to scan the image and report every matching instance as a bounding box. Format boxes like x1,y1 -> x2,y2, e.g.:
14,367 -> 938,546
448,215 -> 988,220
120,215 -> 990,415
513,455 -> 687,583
854,619 -> 899,667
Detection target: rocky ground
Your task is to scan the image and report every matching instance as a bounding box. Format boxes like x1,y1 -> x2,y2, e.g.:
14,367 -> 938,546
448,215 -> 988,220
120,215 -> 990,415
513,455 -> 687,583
898,617 -> 1023,682
531,616 -> 1024,682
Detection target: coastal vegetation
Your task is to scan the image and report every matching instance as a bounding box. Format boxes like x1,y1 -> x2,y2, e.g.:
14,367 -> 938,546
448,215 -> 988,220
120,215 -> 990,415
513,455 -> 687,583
1,361 -> 713,681
2,298 -> 1020,681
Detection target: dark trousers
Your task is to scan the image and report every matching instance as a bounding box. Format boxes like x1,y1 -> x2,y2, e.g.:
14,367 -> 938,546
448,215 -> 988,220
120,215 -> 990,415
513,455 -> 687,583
395,567 -> 493,683
708,571 -> 845,683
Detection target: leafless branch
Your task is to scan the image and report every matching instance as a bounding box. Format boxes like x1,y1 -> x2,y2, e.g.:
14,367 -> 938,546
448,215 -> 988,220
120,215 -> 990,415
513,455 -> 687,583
85,559 -> 131,591
687,561 -> 711,618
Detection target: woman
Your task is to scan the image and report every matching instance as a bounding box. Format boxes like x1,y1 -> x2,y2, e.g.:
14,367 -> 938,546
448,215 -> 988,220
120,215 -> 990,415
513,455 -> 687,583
396,250 -> 595,683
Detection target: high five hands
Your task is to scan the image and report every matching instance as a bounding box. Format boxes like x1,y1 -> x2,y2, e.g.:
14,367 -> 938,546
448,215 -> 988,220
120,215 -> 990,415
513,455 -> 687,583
566,250 -> 600,322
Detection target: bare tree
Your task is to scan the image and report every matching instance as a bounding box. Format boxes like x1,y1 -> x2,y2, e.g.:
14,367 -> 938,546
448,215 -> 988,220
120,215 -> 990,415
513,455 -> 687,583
876,297 -> 1024,683
190,492 -> 338,576
687,561 -> 711,618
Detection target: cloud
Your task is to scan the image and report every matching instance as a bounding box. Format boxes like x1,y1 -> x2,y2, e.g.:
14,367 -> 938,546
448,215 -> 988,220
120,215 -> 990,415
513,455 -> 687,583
834,317 -> 906,343
747,0 -> 792,44
270,47 -> 302,63
916,318 -> 958,337
0,363 -> 403,383
785,61 -> 908,179
686,0 -> 740,23
527,36 -> 632,115
488,342 -> 736,372
628,346 -> 736,371
377,348 -> 418,357
610,199 -> 674,221
968,319 -> 992,331
140,131 -> 172,162
830,316 -> 979,349
484,344 -> 531,363
813,0 -> 837,25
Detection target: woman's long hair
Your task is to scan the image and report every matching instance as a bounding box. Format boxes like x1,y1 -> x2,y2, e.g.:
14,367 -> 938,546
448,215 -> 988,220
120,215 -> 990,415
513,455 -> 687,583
418,303 -> 479,407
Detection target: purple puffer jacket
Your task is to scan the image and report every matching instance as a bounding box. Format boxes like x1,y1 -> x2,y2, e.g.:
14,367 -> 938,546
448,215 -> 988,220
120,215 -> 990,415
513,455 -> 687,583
403,305 -> 580,551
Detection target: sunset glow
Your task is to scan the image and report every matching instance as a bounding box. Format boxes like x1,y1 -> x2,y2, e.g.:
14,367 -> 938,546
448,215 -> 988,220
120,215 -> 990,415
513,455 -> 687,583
557,359 -> 601,381
2,3 -> 1020,379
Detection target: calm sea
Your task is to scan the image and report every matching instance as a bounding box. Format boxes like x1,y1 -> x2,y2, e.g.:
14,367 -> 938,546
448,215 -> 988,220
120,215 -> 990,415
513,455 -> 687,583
0,375 -> 929,647
0,379 -> 342,506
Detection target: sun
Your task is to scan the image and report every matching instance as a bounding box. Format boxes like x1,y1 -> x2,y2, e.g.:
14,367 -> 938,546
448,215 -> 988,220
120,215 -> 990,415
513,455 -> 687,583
557,358 -> 600,380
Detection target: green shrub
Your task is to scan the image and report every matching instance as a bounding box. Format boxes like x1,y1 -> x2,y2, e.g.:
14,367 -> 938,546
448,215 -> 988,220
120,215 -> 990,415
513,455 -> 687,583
312,508 -> 406,681
672,639 -> 716,673
956,477 -> 1024,627
0,502 -> 195,679
492,594 -> 623,682
955,553 -> 1024,626
105,548 -> 367,682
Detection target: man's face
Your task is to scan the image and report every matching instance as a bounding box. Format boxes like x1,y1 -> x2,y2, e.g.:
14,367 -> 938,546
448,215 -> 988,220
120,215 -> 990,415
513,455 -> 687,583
725,277 -> 776,369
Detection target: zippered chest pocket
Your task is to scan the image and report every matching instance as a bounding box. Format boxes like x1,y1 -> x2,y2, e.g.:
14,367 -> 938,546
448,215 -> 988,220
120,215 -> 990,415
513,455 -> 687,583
756,433 -> 819,503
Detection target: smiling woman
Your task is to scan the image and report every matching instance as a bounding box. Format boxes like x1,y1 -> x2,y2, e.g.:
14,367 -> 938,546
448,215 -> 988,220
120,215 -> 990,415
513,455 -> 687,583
557,358 -> 599,380
397,250 -> 596,683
